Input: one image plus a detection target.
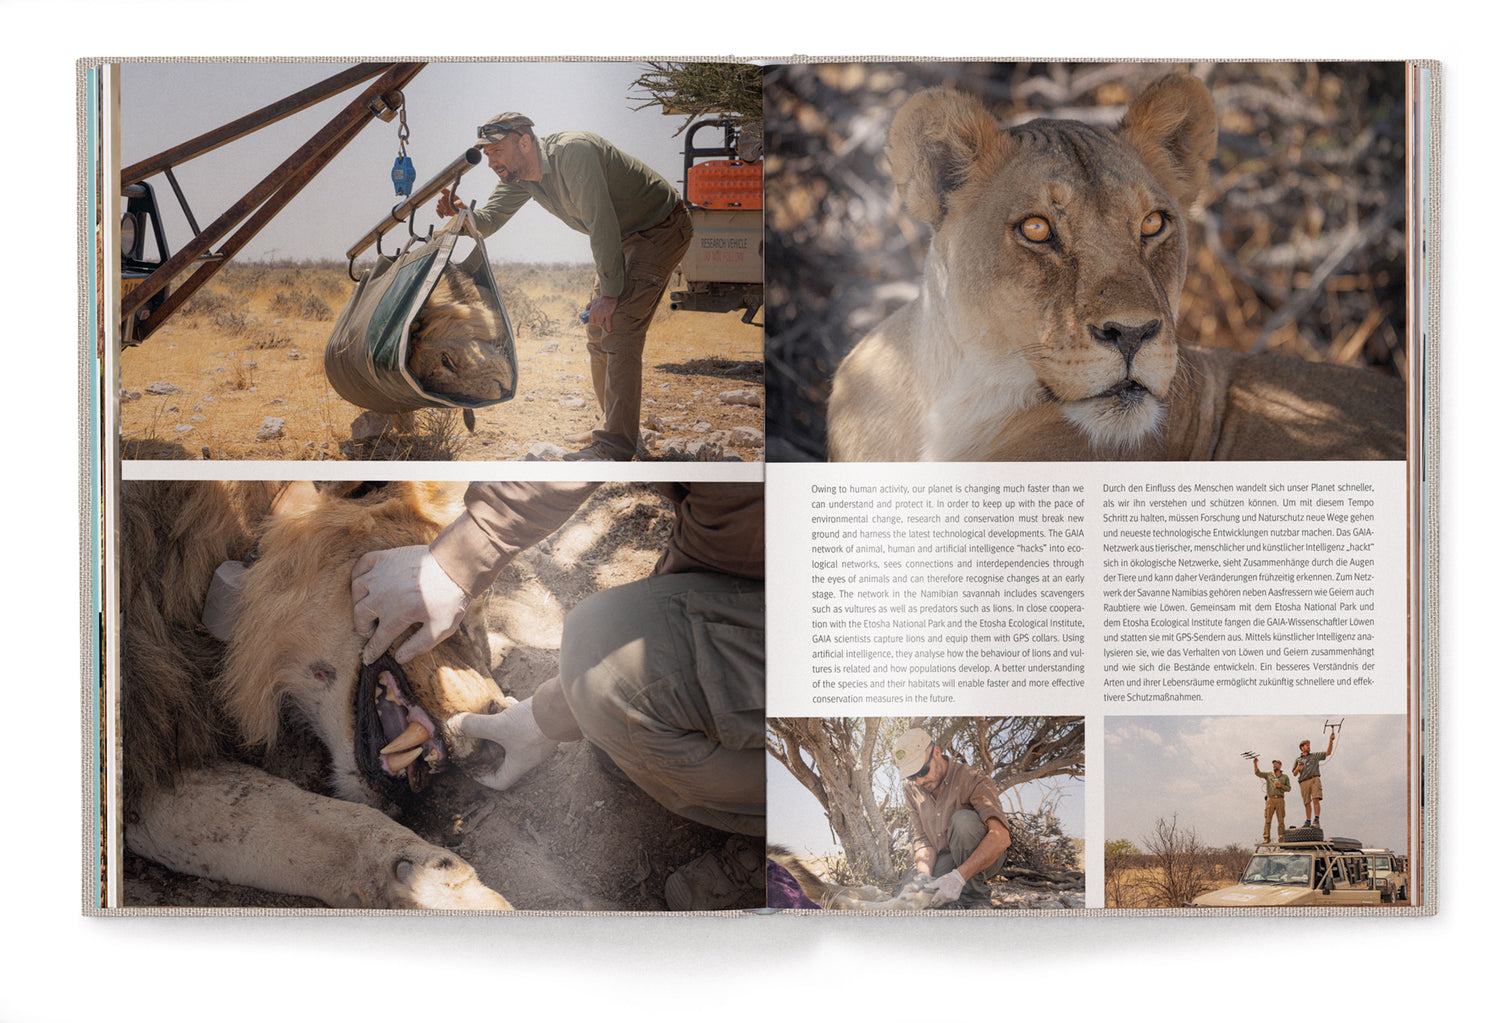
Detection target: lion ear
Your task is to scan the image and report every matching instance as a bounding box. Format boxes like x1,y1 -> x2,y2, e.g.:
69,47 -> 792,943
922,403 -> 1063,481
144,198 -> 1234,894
1118,74 -> 1219,212
886,89 -> 1007,228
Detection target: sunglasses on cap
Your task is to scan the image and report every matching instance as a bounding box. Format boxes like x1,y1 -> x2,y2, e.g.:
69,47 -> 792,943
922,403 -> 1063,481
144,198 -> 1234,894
478,123 -> 518,143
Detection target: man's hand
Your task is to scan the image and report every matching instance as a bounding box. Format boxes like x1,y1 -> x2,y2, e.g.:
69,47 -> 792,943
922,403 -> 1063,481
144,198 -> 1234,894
588,293 -> 618,333
925,869 -> 965,908
436,187 -> 469,218
351,545 -> 470,664
449,697 -> 559,790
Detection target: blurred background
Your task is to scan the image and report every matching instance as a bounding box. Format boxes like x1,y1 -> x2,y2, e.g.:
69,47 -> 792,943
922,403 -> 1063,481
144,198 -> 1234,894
763,61 -> 1410,461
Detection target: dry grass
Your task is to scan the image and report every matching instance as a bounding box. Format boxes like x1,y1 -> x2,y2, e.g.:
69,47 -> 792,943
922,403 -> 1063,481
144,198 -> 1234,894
119,259 -> 765,461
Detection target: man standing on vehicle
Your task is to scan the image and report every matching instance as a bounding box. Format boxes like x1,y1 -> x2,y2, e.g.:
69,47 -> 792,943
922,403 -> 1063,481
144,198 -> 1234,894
1292,733 -> 1335,828
892,728 -> 1011,908
437,113 -> 693,461
1253,756 -> 1291,842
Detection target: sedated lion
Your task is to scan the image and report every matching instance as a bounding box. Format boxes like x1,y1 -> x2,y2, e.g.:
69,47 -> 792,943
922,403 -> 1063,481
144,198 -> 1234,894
826,75 -> 1406,462
120,479 -> 514,909
407,264 -> 516,405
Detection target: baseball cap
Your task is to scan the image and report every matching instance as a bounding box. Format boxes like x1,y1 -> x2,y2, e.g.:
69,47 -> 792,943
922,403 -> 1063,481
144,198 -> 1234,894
477,113 -> 535,144
892,728 -> 935,778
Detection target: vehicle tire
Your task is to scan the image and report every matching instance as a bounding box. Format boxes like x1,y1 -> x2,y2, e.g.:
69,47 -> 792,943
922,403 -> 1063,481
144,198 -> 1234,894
1284,826 -> 1324,842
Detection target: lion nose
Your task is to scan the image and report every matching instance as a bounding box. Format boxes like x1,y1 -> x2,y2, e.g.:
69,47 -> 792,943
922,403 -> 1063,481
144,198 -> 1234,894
1089,319 -> 1161,361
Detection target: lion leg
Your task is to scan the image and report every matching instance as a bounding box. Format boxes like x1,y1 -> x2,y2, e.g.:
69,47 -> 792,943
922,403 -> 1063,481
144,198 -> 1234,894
127,761 -> 511,910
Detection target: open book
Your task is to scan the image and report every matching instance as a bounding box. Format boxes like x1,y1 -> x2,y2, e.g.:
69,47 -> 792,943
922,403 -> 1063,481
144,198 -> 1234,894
81,58 -> 1437,914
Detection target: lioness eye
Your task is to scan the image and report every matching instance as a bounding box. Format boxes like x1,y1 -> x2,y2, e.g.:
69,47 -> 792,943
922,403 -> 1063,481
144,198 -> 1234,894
1142,211 -> 1166,237
441,354 -> 456,372
1019,216 -> 1052,243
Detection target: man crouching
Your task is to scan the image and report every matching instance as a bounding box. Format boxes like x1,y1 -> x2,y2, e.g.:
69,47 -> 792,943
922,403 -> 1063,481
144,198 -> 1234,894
893,728 -> 1012,907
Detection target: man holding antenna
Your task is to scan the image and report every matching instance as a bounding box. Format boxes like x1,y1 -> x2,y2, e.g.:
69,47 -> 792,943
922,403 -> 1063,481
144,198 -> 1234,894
1292,733 -> 1336,829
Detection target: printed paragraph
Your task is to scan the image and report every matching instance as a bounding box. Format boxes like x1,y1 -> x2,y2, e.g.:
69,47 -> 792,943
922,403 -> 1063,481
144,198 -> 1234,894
1100,480 -> 1380,704
807,482 -> 1089,704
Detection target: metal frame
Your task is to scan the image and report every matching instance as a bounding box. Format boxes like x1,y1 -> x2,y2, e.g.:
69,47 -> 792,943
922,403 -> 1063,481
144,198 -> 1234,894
120,61 -> 425,344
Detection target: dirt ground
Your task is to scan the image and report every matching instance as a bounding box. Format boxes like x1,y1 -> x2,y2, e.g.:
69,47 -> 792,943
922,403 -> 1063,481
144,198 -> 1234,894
119,261 -> 765,462
121,484 -> 761,912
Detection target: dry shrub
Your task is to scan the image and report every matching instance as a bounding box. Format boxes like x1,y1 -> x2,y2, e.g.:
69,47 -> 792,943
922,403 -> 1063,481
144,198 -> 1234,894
270,290 -> 334,321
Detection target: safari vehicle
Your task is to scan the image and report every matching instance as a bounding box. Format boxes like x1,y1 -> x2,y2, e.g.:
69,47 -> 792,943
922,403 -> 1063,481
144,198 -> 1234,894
1191,836 -> 1400,908
669,118 -> 762,324
1362,846 -> 1410,901
119,182 -> 172,347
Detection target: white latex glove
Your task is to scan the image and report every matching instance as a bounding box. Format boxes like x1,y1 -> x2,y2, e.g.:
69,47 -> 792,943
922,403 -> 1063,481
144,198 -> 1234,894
926,869 -> 965,908
351,545 -> 470,664
448,697 -> 559,790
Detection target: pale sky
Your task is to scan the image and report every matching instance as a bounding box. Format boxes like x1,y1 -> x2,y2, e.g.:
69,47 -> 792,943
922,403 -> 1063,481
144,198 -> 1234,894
1104,714 -> 1410,853
120,61 -> 705,265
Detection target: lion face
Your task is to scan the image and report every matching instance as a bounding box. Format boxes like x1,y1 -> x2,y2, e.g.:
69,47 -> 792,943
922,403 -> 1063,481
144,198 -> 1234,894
942,126 -> 1192,449
830,75 -> 1218,460
223,482 -> 508,808
408,266 -> 516,404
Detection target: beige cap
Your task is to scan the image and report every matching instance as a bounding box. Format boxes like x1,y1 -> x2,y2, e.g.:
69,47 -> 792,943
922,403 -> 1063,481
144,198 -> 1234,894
476,112 -> 535,143
892,728 -> 934,778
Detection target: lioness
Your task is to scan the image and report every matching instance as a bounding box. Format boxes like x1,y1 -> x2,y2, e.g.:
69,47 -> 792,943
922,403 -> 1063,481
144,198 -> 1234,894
120,480 -> 513,909
407,264 -> 516,404
826,75 -> 1406,461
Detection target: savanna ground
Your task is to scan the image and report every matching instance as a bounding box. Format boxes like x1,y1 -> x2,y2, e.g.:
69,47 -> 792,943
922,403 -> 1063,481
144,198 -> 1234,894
121,485 -> 758,911
764,61 -> 1409,460
120,261 -> 765,462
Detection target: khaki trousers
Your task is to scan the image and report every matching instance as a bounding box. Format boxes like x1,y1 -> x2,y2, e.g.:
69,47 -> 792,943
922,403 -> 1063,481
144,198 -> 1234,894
586,204 -> 694,459
556,571 -> 765,835
1263,795 -> 1286,842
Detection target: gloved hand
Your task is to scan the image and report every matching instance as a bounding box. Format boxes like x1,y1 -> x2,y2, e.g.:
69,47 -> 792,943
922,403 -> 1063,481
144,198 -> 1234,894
925,869 -> 965,907
449,697 -> 559,790
351,545 -> 470,664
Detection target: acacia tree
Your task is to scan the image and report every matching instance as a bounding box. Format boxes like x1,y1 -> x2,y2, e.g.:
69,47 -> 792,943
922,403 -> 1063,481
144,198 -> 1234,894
767,716 -> 1084,881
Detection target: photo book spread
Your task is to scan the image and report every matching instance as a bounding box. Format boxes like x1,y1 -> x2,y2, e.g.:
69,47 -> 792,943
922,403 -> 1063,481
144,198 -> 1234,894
80,58 -> 1438,915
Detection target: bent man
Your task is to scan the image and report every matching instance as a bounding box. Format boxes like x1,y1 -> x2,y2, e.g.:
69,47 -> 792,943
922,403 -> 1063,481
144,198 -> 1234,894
351,481 -> 765,909
892,728 -> 1011,908
1292,733 -> 1336,828
1253,756 -> 1291,842
440,113 -> 693,461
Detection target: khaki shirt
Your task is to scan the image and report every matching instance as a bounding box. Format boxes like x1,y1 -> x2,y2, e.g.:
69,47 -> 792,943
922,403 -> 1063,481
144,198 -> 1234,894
904,759 -> 1010,861
1256,768 -> 1291,798
429,482 -> 762,599
472,131 -> 681,297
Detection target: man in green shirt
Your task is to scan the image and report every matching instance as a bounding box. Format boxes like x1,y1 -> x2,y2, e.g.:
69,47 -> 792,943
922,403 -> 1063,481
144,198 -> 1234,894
1253,756 -> 1291,842
438,112 -> 693,461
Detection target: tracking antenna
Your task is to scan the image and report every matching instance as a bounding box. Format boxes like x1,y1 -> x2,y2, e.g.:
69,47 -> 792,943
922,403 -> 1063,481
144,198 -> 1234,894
1240,750 -> 1260,760
1324,718 -> 1345,737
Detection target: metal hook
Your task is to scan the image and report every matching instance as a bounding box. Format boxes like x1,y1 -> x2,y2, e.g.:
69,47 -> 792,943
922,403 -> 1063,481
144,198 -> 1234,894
347,254 -> 359,283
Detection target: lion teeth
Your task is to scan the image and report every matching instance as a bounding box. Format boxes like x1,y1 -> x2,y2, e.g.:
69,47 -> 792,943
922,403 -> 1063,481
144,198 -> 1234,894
380,721 -> 431,755
386,747 -> 423,772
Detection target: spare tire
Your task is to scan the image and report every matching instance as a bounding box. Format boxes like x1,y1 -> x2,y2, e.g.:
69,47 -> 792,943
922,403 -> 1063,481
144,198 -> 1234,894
1284,825 -> 1324,842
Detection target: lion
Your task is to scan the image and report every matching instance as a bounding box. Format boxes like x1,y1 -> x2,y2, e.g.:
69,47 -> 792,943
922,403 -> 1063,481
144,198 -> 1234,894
119,479 -> 514,909
766,846 -> 934,911
826,75 -> 1406,462
407,264 -> 516,405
